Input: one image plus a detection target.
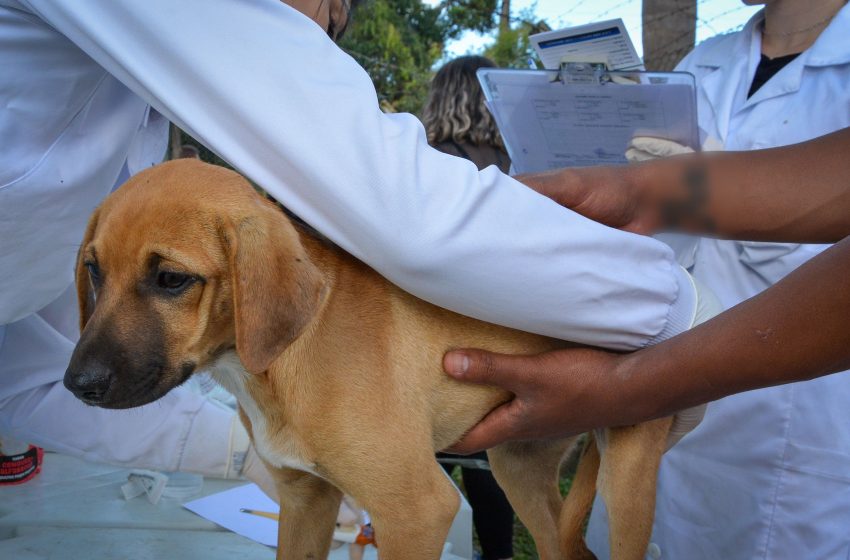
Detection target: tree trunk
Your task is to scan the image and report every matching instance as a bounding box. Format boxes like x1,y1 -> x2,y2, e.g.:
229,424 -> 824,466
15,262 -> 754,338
499,0 -> 510,34
642,0 -> 696,71
169,123 -> 183,160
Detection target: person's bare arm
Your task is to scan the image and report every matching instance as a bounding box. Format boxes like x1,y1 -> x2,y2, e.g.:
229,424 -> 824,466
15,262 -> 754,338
445,235 -> 850,453
518,127 -> 850,242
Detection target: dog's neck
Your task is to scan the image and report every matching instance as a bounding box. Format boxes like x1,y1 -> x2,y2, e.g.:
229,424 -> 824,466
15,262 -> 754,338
207,350 -> 321,475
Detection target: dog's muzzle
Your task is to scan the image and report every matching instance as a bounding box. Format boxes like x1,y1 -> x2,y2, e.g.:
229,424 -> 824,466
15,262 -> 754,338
64,360 -> 113,405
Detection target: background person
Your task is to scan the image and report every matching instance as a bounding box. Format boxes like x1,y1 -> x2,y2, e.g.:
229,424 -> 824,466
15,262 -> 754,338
423,54 -> 515,560
602,2 -> 850,557
422,56 -> 511,175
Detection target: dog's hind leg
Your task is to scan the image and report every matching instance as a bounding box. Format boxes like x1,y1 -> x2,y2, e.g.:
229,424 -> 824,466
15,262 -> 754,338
271,466 -> 342,560
558,436 -> 600,560
487,438 -> 578,560
596,417 -> 673,560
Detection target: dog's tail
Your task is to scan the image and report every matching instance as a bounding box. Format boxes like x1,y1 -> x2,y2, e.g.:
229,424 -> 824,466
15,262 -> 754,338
558,435 -> 600,560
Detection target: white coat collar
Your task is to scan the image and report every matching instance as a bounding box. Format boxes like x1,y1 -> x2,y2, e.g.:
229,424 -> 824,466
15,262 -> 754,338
695,4 -> 850,141
806,2 -> 850,67
746,4 -> 850,106
693,13 -> 760,143
695,4 -> 850,69
694,10 -> 762,69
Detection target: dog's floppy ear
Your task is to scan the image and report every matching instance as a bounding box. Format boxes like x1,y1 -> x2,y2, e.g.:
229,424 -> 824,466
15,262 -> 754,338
225,210 -> 326,375
75,207 -> 100,332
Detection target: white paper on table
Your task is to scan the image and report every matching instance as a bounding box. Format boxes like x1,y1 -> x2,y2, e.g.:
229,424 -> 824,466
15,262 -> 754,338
478,68 -> 698,173
184,483 -> 279,547
183,483 -> 469,559
182,484 -> 384,559
530,19 -> 644,71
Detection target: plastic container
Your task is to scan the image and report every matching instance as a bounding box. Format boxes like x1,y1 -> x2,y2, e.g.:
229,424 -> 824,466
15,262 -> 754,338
160,471 -> 204,500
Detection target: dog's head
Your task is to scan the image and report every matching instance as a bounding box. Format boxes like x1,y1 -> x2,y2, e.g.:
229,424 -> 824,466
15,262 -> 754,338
64,160 -> 326,408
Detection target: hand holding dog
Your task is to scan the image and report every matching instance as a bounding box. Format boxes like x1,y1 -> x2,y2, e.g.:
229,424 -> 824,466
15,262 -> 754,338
443,347 -> 708,454
443,348 -> 628,454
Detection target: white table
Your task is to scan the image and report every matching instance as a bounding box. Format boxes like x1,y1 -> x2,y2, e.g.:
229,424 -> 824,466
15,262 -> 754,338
0,453 -> 472,560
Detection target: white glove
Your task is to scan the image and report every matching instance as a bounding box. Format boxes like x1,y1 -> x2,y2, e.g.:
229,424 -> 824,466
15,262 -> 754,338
665,272 -> 723,449
241,444 -> 280,503
625,137 -> 694,163
224,415 -> 279,502
336,497 -> 359,527
626,136 -> 724,163
228,416 -> 364,530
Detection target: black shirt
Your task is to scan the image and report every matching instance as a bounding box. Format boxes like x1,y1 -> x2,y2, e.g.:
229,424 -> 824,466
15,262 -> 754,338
747,52 -> 801,98
431,139 -> 511,174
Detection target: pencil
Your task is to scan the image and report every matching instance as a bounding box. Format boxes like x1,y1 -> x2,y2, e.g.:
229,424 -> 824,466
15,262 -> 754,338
239,508 -> 280,521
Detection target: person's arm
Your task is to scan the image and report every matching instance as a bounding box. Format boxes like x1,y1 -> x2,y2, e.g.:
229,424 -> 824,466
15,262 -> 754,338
18,0 -> 696,351
518,127 -> 850,242
445,235 -> 850,452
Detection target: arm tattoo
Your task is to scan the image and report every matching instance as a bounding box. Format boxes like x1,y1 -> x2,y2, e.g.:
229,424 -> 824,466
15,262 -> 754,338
659,163 -> 716,234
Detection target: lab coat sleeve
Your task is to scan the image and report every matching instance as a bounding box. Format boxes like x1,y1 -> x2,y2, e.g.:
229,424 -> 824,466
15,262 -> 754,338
19,0 -> 695,350
0,293 -> 236,477
737,241 -> 831,285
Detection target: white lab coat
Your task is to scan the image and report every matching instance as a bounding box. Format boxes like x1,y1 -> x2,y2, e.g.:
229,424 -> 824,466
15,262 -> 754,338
588,7 -> 850,559
0,1 -> 696,472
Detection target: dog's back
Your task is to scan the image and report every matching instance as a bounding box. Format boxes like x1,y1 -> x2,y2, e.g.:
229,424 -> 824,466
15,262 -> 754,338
292,227 -> 567,450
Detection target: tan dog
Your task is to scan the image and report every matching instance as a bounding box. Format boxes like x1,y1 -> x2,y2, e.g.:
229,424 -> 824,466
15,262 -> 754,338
65,160 -> 673,560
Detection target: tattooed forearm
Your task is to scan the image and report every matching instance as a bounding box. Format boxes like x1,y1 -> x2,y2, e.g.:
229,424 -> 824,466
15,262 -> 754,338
658,163 -> 716,233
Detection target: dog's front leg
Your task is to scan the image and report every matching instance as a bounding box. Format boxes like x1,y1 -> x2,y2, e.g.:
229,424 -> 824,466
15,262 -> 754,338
272,466 -> 342,560
341,458 -> 459,560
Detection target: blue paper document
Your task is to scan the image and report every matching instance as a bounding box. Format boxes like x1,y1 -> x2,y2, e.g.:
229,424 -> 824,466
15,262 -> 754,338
530,19 -> 644,71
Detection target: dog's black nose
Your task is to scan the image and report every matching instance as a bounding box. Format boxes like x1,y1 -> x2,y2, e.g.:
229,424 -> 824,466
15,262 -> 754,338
64,361 -> 113,403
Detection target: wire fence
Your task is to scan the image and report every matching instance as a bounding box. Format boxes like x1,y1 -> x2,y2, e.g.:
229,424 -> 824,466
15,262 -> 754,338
531,0 -> 755,70
438,0 -> 756,71
551,0 -> 752,32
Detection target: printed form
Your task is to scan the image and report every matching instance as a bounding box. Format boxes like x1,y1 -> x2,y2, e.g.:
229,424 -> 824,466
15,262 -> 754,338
479,69 -> 698,173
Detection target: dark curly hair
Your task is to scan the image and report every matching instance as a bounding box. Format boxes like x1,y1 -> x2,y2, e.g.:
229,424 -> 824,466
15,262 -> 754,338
421,55 -> 503,148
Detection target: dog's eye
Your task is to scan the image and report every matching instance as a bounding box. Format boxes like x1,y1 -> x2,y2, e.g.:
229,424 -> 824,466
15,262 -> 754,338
85,262 -> 101,285
157,271 -> 194,294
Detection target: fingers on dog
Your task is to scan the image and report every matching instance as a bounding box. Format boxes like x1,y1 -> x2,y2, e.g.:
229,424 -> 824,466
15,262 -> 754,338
447,401 -> 522,454
444,349 -> 534,390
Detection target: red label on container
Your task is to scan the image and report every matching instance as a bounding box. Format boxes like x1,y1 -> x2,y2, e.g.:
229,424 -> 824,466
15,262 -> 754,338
0,445 -> 43,485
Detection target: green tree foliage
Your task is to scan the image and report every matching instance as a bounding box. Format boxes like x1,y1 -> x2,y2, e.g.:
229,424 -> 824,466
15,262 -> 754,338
340,0 -> 528,114
339,0 -> 451,114
484,17 -> 546,69
444,0 -> 499,35
484,2 -> 551,69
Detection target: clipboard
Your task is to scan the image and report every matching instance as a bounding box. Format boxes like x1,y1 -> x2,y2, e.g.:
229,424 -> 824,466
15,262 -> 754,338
478,65 -> 699,173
